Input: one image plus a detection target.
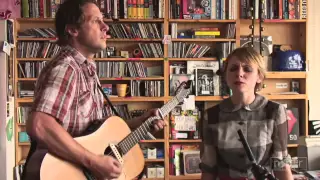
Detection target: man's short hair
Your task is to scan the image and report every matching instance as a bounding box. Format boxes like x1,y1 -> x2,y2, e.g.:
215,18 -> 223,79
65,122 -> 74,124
55,0 -> 97,46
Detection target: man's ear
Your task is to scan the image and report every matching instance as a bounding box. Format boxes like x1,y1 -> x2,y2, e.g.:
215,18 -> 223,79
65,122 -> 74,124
65,25 -> 79,38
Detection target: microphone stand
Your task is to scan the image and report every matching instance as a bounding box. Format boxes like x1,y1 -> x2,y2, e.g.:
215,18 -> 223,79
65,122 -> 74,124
237,129 -> 278,180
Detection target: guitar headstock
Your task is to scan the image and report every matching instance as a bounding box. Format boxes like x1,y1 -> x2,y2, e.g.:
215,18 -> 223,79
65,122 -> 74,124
174,80 -> 192,103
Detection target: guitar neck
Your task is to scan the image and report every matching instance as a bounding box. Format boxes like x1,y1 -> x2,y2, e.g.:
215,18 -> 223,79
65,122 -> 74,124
118,97 -> 180,154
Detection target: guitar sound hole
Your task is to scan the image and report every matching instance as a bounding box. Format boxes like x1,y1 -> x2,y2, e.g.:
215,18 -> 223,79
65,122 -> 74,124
104,145 -> 123,158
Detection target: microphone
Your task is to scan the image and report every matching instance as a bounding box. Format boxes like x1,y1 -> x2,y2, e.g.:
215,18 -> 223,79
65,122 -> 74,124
237,129 -> 278,180
237,129 -> 256,163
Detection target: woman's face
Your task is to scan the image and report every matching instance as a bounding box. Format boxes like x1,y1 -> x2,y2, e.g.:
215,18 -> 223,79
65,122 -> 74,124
225,56 -> 262,95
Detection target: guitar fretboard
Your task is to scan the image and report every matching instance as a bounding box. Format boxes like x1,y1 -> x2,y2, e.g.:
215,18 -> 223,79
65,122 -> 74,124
118,97 -> 180,154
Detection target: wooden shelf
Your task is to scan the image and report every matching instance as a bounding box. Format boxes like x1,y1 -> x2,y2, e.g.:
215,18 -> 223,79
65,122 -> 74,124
16,97 -> 167,103
17,58 -> 51,61
94,58 -> 163,61
194,96 -> 226,101
240,19 -> 307,23
145,159 -> 165,162
17,77 -> 165,81
18,159 -> 26,165
140,139 -> 165,143
265,72 -> 307,79
109,97 -> 166,102
16,38 -> 162,42
171,38 -> 236,42
16,18 -> 165,23
18,142 -> 30,146
104,18 -> 164,22
16,37 -> 57,41
100,77 -> 164,81
16,94 -> 307,104
16,18 -> 55,22
168,58 -> 217,61
17,57 -> 164,61
263,94 -> 307,100
169,139 -> 202,143
288,144 -> 298,147
108,38 -> 162,42
18,140 -> 165,146
169,175 -> 201,179
16,98 -> 33,103
17,78 -> 37,81
169,19 -> 236,23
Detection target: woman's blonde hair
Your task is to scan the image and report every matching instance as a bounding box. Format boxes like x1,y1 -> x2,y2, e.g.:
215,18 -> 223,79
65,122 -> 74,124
223,47 -> 266,92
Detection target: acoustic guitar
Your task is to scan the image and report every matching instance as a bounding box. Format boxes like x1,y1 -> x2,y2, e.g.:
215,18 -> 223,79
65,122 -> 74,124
39,80 -> 192,180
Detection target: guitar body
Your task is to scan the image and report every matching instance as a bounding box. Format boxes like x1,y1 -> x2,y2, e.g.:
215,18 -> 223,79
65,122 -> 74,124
40,116 -> 144,180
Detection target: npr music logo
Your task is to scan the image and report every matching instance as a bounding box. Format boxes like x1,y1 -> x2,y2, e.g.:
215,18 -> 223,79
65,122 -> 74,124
270,157 -> 307,171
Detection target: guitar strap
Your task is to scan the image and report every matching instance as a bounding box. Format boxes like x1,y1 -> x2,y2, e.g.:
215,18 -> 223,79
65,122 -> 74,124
96,84 -> 120,117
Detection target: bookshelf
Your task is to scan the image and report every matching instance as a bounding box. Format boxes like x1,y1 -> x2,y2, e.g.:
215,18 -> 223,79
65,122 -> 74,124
13,0 -> 309,179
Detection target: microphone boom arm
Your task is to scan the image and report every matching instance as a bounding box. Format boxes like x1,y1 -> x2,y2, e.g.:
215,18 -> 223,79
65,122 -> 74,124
237,129 -> 278,180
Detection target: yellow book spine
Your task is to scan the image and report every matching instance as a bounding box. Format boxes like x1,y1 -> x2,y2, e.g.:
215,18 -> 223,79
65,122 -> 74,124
194,31 -> 220,36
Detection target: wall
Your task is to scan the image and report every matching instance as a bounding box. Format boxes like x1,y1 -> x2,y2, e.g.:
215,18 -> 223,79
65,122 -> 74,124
307,0 -> 320,121
0,20 -> 15,180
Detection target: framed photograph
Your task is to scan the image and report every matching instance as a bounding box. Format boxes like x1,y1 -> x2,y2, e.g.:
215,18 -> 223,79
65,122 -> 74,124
170,74 -> 194,96
291,81 -> 300,93
195,67 -> 215,96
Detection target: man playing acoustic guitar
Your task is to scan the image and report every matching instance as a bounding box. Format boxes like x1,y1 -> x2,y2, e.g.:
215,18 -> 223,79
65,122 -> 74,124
22,0 -> 166,179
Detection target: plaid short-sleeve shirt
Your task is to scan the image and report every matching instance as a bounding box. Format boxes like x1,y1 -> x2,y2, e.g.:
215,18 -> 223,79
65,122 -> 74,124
200,94 -> 289,179
32,45 -> 106,137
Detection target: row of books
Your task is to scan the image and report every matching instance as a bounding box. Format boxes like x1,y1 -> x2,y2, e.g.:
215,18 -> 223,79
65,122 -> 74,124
130,80 -> 164,97
104,104 -> 132,120
137,43 -> 164,58
170,0 -> 238,20
100,0 -> 165,19
108,23 -> 163,39
20,0 -> 165,19
96,61 -> 148,77
20,0 -> 64,18
104,103 -> 148,120
240,0 -> 307,19
169,144 -> 201,176
18,62 -> 47,78
170,24 -> 236,39
168,42 -> 211,58
18,28 -> 56,38
17,106 -> 32,124
17,42 -> 61,58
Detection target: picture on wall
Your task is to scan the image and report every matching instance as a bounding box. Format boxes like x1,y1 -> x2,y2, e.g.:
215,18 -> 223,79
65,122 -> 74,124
195,67 -> 215,96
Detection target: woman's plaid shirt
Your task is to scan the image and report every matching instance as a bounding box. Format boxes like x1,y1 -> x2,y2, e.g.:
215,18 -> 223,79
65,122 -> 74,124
200,94 -> 290,179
